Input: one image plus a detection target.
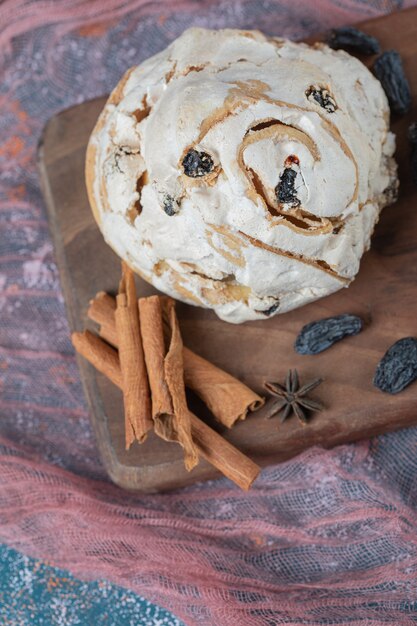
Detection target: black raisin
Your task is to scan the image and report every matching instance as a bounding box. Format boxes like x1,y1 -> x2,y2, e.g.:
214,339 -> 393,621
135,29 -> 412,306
258,302 -> 279,317
162,194 -> 179,216
374,337 -> 417,394
408,123 -> 417,186
295,314 -> 363,355
327,26 -> 380,56
306,86 -> 337,113
275,168 -> 300,207
373,50 -> 411,116
182,149 -> 214,177
382,179 -> 399,205
408,122 -> 417,145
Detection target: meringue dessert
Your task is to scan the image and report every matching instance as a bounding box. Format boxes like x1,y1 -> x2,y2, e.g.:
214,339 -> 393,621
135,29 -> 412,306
86,27 -> 397,323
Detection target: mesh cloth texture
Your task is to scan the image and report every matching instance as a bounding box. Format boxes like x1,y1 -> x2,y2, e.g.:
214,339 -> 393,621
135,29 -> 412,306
1,1 -> 417,624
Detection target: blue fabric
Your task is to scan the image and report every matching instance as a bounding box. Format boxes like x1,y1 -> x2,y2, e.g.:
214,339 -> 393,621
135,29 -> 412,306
0,544 -> 184,626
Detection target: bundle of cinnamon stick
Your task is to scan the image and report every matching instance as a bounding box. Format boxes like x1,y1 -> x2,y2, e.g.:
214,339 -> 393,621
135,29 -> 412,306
72,262 -> 264,490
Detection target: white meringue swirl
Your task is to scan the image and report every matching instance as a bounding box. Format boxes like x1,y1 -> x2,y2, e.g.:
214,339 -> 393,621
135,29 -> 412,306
86,27 -> 397,323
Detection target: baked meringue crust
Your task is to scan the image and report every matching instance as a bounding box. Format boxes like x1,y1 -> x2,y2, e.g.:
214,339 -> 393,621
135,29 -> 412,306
86,27 -> 397,323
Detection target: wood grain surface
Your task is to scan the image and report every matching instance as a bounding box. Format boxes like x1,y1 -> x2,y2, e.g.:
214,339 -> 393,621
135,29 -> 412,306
38,8 -> 417,492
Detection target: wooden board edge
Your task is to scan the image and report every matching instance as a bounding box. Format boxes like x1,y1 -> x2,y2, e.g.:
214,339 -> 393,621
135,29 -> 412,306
37,131 -> 136,489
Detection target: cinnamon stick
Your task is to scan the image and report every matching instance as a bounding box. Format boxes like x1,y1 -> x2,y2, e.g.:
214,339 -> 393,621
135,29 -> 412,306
72,330 -> 121,386
137,296 -> 172,418
88,293 -> 264,427
139,296 -> 198,471
115,263 -> 152,448
182,348 -> 263,428
87,292 -> 118,346
71,330 -> 260,490
163,297 -> 198,470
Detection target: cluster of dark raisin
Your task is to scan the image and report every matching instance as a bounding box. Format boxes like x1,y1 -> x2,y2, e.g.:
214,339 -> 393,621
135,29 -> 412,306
294,314 -> 417,395
295,314 -> 363,355
305,86 -> 337,113
275,168 -> 300,207
182,149 -> 214,178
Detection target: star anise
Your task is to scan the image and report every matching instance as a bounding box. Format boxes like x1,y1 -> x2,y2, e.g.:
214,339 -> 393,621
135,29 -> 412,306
263,369 -> 323,424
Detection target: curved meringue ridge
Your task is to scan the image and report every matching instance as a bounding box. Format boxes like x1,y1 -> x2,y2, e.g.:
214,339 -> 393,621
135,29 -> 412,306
86,27 -> 397,323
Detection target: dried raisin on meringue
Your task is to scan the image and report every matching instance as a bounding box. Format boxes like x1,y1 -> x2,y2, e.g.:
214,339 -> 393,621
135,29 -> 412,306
182,149 -> 214,177
305,86 -> 337,113
163,194 -> 179,216
275,168 -> 300,207
259,302 -> 280,317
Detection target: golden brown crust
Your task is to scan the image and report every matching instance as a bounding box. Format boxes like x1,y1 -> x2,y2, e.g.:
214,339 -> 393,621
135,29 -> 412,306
85,140 -> 101,227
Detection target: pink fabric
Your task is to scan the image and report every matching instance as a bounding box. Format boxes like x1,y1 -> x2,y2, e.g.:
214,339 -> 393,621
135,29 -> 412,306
1,1 -> 417,623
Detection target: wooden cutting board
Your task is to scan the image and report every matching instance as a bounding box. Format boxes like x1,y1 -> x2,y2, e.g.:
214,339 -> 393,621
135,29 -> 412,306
38,8 -> 417,492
